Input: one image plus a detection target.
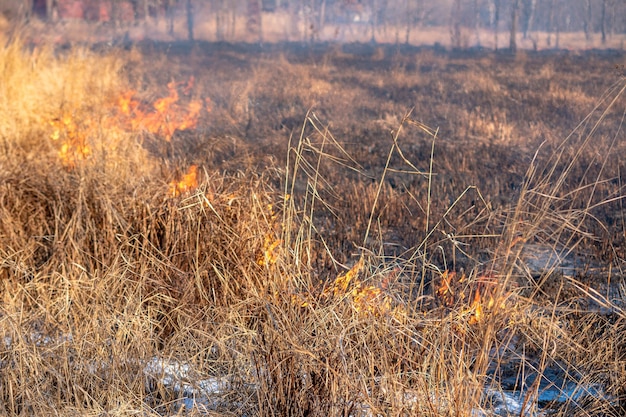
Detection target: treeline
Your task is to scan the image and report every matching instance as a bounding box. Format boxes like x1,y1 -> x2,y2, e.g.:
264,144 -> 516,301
3,0 -> 625,48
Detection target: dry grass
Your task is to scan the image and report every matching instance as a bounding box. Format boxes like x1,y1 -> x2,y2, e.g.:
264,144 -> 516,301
0,36 -> 625,417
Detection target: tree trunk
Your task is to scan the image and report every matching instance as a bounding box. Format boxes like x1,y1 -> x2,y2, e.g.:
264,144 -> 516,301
247,0 -> 262,42
319,0 -> 327,35
546,0 -> 554,46
215,0 -> 224,41
474,0 -> 481,46
493,0 -> 500,50
371,0 -> 379,44
230,1 -> 237,40
524,0 -> 536,38
288,0 -> 299,41
601,0 -> 607,44
555,0 -> 560,49
404,0 -> 412,44
451,0 -> 462,49
583,0 -> 592,41
509,0 -> 519,53
45,0 -> 55,21
166,0 -> 175,36
186,0 -> 194,41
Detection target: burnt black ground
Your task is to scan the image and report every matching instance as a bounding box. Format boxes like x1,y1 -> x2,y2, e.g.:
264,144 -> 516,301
117,41 -> 626,283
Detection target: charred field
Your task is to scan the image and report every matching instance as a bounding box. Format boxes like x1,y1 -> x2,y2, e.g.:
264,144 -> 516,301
1,36 -> 626,416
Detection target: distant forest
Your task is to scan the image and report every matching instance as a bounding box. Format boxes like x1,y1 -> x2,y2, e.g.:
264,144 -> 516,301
3,0 -> 626,49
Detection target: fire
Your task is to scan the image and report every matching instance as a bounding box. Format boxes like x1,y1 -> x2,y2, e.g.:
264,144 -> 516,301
49,113 -> 92,168
48,77 -> 209,169
321,258 -> 403,318
257,199 -> 283,267
468,289 -> 483,325
328,257 -> 365,297
258,233 -> 281,267
118,79 -> 207,141
437,271 -> 504,325
169,165 -> 199,197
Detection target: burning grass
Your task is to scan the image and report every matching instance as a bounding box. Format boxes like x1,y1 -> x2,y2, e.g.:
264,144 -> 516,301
0,37 -> 625,416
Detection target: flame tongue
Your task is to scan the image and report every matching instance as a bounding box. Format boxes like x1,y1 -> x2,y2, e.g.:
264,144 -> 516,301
436,271 -> 504,325
48,78 -> 209,169
49,113 -> 92,168
169,165 -> 199,197
121,79 -> 206,141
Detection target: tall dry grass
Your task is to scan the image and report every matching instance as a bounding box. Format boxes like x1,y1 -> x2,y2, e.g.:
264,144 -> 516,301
0,36 -> 624,417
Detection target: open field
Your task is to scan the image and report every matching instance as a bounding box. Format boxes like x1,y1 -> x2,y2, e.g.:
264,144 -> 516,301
1,32 -> 626,416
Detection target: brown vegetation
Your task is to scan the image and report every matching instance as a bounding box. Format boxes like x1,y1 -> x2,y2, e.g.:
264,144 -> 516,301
0,34 -> 625,416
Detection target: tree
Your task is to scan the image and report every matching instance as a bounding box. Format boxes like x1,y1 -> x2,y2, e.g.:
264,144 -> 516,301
523,0 -> 537,39
509,0 -> 519,53
600,0 -> 609,44
450,0 -> 462,49
287,0 -> 300,41
583,0 -> 592,41
474,0 -> 481,46
370,0 -> 379,43
45,0 -> 55,21
247,0 -> 262,42
546,0 -> 554,46
493,0 -> 501,50
319,0 -> 327,36
186,0 -> 194,41
166,0 -> 176,36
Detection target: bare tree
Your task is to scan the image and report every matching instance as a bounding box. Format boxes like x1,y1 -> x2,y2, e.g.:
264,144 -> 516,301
523,0 -> 537,38
166,0 -> 176,36
45,0 -> 56,21
583,0 -> 592,41
450,0 -> 462,49
493,0 -> 501,50
370,0 -> 379,43
287,0 -> 300,41
247,0 -> 262,42
474,0 -> 481,46
546,0 -> 554,46
601,0 -> 608,44
404,0 -> 411,44
510,0 -> 519,53
214,0 -> 226,41
319,0 -> 327,35
186,0 -> 194,41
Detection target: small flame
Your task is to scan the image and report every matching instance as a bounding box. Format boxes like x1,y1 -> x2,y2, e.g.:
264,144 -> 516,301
468,290 -> 483,325
258,234 -> 281,267
320,258 -> 402,318
330,257 -> 365,297
48,78 -> 208,169
49,113 -> 92,168
118,79 -> 207,141
169,165 -> 198,197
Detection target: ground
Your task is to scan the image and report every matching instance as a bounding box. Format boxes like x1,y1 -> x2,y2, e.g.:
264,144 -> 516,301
0,34 -> 625,416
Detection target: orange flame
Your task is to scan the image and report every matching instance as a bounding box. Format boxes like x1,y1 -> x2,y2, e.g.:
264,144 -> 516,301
118,80 -> 207,141
436,271 -> 505,325
169,165 -> 199,197
49,113 -> 92,168
48,78 -> 209,169
468,289 -> 483,325
258,233 -> 281,267
320,258 -> 402,318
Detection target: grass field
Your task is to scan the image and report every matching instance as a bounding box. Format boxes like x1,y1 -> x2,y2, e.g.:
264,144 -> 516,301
0,32 -> 625,416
